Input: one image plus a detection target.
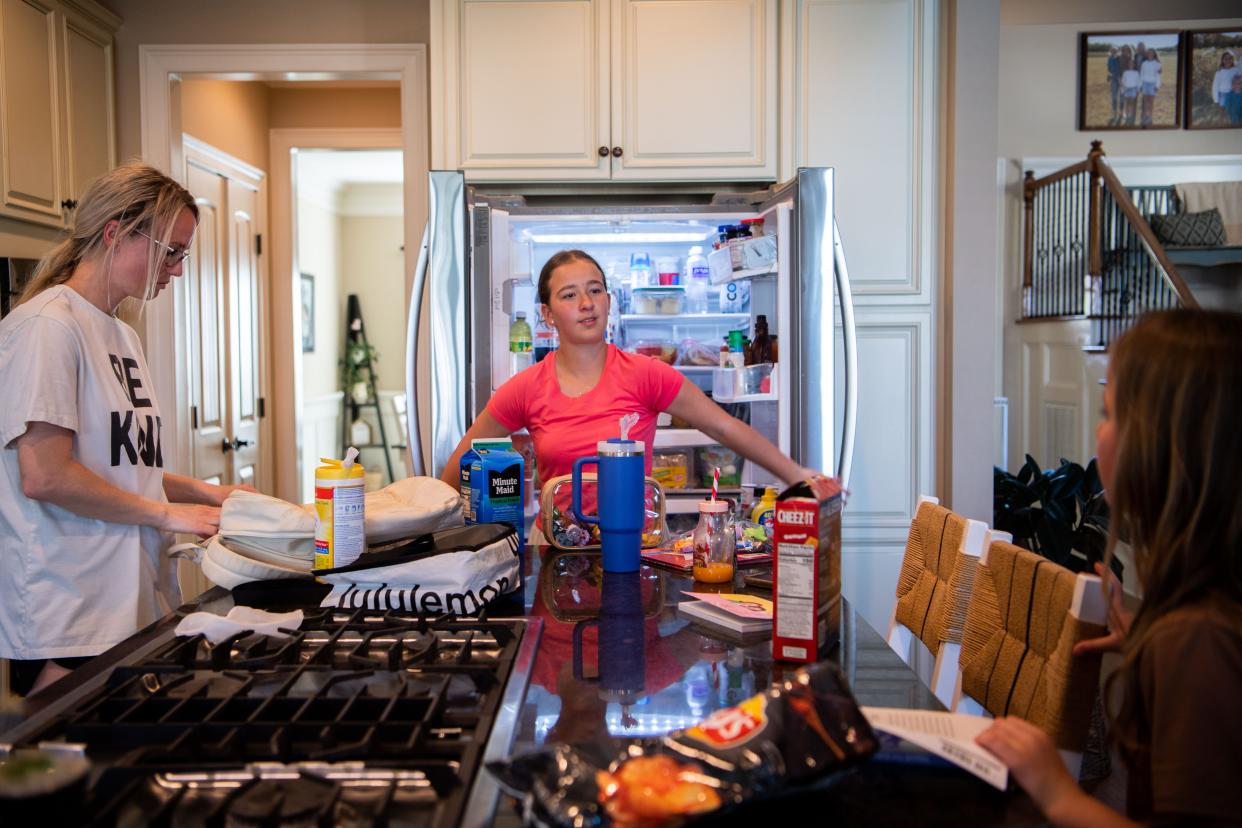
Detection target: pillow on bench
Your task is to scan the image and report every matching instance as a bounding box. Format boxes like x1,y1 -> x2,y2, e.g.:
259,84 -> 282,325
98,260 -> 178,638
1150,208 -> 1227,247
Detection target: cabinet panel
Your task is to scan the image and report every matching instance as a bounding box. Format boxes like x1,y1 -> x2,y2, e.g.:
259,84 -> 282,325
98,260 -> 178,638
833,310 -> 932,534
798,0 -> 930,297
61,14 -> 113,202
458,0 -> 610,177
0,0 -> 64,225
612,0 -> 776,179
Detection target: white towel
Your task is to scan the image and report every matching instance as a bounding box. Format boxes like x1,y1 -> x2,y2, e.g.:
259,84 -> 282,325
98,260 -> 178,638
175,606 -> 305,644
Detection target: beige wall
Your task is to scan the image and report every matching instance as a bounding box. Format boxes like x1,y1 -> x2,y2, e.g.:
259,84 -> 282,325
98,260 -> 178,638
340,193 -> 405,393
270,88 -> 402,130
297,194 -> 343,400
181,80 -> 271,171
102,0 -> 429,160
998,2 -> 1242,158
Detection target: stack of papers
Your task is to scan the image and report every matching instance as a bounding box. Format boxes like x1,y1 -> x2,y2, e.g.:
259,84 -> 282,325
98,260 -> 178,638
642,550 -> 772,572
677,592 -> 773,637
861,707 -> 1008,789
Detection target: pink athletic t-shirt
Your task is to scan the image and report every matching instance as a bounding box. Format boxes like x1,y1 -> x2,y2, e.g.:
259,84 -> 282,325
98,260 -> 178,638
486,345 -> 685,483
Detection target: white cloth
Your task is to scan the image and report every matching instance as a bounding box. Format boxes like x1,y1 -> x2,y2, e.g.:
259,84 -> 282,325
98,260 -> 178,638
175,606 -> 304,644
1174,181 -> 1242,245
0,286 -> 177,659
1139,59 -> 1161,86
1213,65 -> 1240,106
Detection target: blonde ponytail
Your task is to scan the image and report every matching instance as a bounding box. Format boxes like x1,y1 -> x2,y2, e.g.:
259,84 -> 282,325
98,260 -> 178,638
17,160 -> 198,308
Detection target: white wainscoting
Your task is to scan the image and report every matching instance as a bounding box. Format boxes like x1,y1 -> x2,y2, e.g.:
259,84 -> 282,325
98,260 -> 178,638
302,392 -> 345,503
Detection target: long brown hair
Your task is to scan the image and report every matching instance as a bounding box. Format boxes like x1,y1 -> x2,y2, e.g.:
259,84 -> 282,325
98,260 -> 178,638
1104,309 -> 1242,748
19,160 -> 198,313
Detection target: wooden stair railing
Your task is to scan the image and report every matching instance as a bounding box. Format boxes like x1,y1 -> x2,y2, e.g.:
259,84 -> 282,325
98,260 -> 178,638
1021,141 -> 1198,349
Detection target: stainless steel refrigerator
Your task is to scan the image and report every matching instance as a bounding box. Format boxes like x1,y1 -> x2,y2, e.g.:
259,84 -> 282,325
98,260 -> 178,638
404,168 -> 857,510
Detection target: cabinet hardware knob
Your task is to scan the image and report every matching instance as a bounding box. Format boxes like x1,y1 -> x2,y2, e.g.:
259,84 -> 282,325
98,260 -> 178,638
598,146 -> 610,157
61,199 -> 77,210
221,439 -> 234,453
611,146 -> 623,158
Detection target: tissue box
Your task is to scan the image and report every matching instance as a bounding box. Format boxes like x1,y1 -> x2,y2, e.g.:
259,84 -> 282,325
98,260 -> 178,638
772,476 -> 843,662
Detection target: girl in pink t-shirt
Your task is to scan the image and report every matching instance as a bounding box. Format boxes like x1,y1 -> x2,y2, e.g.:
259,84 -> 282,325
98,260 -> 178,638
439,250 -> 816,493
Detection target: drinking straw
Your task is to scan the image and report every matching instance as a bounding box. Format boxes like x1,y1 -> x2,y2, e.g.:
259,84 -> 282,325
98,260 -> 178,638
712,467 -> 719,502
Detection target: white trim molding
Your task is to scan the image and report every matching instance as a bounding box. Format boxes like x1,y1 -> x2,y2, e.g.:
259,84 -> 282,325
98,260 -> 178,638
136,44 -> 427,499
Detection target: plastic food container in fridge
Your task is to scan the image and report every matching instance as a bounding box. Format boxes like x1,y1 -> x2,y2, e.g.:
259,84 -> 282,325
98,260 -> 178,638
712,363 -> 776,401
631,287 -> 686,315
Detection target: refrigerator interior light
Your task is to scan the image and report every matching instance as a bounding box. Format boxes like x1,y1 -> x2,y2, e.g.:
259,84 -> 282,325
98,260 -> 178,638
524,231 -> 716,244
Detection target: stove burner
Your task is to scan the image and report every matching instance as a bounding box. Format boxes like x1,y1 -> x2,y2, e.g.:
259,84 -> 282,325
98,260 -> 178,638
11,608 -> 527,828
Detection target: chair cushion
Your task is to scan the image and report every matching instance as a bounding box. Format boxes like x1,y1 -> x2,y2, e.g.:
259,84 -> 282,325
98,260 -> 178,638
959,541 -> 1105,751
1150,208 -> 1227,247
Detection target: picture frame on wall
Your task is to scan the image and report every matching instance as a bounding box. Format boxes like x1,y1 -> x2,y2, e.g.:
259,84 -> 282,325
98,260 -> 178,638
1078,31 -> 1182,130
300,273 -> 315,353
1185,28 -> 1242,129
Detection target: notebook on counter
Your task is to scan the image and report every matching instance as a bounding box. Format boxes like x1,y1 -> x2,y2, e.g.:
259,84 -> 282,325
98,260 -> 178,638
677,592 -> 773,637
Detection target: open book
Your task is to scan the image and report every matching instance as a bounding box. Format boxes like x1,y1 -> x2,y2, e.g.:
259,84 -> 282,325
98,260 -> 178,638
642,549 -> 772,573
861,707 -> 1008,790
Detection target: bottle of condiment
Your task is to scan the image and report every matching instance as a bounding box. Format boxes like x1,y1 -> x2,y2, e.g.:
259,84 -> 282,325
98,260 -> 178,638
742,217 -> 764,237
719,340 -> 730,368
750,486 -> 778,529
692,499 -> 735,583
728,225 -> 747,270
727,330 -> 746,369
751,314 -> 774,365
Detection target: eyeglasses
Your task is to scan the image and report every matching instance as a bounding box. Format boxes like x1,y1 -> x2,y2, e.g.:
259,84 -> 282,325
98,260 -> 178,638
134,228 -> 191,266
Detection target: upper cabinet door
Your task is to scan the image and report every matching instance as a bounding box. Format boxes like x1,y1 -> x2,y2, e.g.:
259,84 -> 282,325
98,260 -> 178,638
60,9 -> 114,206
454,0 -> 611,180
0,0 -> 66,226
611,0 -> 777,181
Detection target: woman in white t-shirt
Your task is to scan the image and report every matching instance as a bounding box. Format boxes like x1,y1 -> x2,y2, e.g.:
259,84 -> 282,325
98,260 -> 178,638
0,162 -> 251,696
1212,50 -> 1239,108
1139,49 -> 1162,127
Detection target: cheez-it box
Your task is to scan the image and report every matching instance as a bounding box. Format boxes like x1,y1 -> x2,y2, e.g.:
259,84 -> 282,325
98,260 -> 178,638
772,475 -> 843,663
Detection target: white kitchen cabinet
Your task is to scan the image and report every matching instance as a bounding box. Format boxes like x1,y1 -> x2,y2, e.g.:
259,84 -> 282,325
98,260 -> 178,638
432,0 -> 776,181
0,0 -> 117,229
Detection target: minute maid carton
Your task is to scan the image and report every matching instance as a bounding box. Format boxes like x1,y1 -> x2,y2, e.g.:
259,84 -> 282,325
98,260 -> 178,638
460,438 -> 525,547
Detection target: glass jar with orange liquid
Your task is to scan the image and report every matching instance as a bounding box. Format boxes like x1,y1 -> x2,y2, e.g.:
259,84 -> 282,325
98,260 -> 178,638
692,499 -> 735,583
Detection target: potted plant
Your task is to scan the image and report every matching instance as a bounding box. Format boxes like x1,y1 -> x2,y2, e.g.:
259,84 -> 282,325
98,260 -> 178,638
340,338 -> 378,406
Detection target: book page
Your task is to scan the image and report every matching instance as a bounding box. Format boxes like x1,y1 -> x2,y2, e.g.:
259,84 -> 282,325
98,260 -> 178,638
861,707 -> 1008,790
684,592 -> 773,620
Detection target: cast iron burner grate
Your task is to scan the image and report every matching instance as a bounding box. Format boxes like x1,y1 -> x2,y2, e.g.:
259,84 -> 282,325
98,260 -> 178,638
12,608 -> 526,828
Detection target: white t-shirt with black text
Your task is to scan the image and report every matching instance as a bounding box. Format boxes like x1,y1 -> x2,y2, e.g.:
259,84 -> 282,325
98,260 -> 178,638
0,285 -> 179,659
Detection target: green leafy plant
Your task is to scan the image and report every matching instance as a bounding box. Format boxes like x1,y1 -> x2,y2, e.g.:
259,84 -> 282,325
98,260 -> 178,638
993,455 -> 1119,580
339,338 -> 378,401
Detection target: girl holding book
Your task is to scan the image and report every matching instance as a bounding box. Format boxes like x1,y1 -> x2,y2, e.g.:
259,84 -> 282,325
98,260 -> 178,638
976,309 -> 1242,825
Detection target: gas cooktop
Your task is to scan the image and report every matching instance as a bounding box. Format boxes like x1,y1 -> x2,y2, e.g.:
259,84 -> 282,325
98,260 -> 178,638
3,606 -> 540,827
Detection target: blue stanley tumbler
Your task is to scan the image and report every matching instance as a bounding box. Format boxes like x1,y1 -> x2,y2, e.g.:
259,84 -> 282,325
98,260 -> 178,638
571,438 -> 645,572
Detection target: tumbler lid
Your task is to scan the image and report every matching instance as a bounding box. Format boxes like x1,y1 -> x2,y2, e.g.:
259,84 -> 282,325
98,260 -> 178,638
598,438 -> 644,456
698,499 -> 730,513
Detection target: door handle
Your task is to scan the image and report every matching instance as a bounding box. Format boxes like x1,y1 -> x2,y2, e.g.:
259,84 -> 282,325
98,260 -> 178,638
598,146 -> 610,157
232,437 -> 253,451
611,146 -> 623,158
220,439 -> 233,454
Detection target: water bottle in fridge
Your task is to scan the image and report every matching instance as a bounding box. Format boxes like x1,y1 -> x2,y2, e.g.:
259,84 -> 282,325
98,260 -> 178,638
509,312 -> 534,375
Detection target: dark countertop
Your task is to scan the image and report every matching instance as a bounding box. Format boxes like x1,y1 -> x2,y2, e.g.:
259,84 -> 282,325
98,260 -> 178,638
5,545 -> 1041,825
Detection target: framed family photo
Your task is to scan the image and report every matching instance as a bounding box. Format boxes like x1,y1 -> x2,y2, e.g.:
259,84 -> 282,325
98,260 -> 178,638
1079,31 -> 1182,130
300,273 -> 315,353
1185,28 -> 1242,129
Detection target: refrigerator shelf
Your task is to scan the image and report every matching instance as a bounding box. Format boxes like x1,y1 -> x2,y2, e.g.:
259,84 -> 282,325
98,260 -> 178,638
653,428 -> 719,448
712,265 -> 777,285
664,490 -> 743,513
620,313 -> 751,323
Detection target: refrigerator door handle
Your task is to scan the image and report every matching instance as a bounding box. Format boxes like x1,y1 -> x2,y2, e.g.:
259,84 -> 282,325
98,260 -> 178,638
833,218 -> 858,490
405,222 -> 430,477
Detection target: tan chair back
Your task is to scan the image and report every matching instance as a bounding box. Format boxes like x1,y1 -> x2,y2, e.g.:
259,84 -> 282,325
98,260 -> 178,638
893,500 -> 980,656
959,540 -> 1106,751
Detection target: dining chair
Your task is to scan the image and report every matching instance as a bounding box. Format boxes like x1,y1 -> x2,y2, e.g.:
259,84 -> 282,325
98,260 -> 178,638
886,496 -> 989,697
954,538 -> 1109,778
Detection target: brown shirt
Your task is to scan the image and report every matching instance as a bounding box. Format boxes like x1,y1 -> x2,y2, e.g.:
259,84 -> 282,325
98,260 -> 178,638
1125,600 -> 1242,825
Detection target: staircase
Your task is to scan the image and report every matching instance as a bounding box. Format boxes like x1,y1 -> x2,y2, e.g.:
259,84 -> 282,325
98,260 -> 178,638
1021,141 -> 1199,350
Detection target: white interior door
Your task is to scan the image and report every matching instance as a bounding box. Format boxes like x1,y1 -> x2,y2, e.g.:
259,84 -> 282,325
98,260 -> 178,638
183,138 -> 268,491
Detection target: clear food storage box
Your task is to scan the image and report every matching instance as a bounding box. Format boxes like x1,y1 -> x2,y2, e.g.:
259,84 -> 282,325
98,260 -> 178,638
632,287 -> 686,315
629,339 -> 678,365
540,474 -> 668,550
712,363 -> 776,401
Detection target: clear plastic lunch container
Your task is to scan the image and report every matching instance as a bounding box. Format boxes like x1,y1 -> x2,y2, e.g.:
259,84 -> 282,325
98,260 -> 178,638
712,363 -> 776,401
